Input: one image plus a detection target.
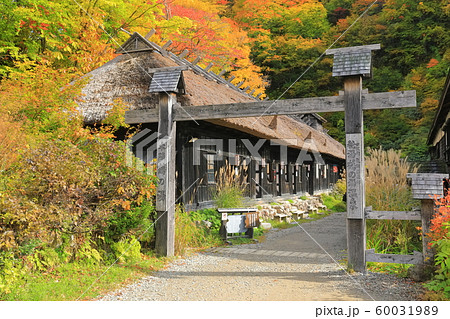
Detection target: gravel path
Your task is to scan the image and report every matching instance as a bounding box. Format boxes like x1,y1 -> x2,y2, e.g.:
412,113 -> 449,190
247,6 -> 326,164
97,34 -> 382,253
100,212 -> 424,301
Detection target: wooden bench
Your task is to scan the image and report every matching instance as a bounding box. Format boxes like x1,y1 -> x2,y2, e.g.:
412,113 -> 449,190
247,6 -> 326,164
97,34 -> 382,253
218,208 -> 259,240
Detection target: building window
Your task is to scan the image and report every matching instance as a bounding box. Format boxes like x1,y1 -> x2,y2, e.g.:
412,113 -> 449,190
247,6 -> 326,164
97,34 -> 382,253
206,154 -> 215,184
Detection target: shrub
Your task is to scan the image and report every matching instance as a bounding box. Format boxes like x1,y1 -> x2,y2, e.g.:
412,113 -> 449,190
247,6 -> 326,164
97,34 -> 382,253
428,194 -> 450,244
189,208 -> 221,233
0,251 -> 26,296
424,195 -> 450,299
0,138 -> 157,256
331,173 -> 346,199
424,222 -> 450,299
0,115 -> 23,172
111,237 -> 142,264
175,207 -> 221,256
26,247 -> 62,271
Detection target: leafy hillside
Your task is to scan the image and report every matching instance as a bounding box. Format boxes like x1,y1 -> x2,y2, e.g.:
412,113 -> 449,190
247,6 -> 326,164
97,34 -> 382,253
223,0 -> 450,161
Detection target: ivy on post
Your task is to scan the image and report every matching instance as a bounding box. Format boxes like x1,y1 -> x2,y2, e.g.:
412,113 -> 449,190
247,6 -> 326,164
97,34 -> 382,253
326,44 -> 380,273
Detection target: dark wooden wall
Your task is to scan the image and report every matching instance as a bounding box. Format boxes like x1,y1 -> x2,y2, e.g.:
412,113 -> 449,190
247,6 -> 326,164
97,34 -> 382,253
174,121 -> 343,210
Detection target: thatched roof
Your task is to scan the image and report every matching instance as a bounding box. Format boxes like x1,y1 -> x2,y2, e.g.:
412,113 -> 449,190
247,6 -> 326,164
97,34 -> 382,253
76,33 -> 345,160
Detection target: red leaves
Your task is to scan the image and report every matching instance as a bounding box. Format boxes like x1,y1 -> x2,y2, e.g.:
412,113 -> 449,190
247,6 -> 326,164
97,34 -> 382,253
427,58 -> 439,68
428,193 -> 450,247
39,23 -> 50,30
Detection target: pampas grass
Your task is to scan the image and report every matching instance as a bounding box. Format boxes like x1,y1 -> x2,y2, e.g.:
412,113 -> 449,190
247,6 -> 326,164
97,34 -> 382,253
213,160 -> 248,208
365,148 -> 418,211
364,148 -> 421,255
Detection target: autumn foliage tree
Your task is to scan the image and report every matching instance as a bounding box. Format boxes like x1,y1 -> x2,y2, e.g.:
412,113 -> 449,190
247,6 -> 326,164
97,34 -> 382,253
156,0 -> 268,97
0,0 -> 163,76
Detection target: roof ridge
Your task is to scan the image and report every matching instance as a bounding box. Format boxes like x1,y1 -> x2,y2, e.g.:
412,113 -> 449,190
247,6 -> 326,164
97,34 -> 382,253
121,30 -> 258,100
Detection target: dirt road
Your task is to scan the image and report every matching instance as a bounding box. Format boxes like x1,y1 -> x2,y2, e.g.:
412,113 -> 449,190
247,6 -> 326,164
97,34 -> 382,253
100,212 -> 424,301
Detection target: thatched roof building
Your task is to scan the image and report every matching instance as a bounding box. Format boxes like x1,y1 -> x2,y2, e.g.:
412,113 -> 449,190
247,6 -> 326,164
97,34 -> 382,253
76,32 -> 345,206
76,32 -> 345,161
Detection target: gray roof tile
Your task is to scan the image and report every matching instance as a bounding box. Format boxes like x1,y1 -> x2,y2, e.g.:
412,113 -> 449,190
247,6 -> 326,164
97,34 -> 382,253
325,44 -> 380,78
149,70 -> 184,93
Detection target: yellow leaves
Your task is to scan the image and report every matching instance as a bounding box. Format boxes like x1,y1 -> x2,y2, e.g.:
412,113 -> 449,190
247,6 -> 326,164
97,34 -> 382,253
175,0 -> 224,14
420,98 -> 439,116
230,64 -> 268,98
0,108 -> 24,171
0,231 -> 16,251
102,99 -> 130,129
120,200 -> 131,211
51,51 -> 64,60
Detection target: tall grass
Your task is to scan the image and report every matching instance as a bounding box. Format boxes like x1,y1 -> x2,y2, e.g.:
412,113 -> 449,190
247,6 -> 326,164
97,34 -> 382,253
365,148 -> 421,256
213,160 -> 248,208
365,148 -> 418,211
174,207 -> 221,255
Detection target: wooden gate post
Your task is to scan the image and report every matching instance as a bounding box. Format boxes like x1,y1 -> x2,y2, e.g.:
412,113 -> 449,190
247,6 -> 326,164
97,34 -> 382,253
344,76 -> 366,273
155,92 -> 177,256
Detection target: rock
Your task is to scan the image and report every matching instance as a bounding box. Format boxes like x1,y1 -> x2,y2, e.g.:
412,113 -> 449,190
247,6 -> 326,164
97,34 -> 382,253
202,220 -> 212,228
260,222 -> 272,230
308,206 -> 319,214
268,208 -> 276,218
273,205 -> 283,213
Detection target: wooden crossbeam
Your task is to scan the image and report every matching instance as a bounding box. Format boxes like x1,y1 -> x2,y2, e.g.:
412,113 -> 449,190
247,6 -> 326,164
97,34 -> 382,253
178,49 -> 189,59
364,206 -> 421,221
144,29 -> 156,39
204,63 -> 213,72
161,40 -> 173,50
192,57 -> 201,65
125,90 -> 416,124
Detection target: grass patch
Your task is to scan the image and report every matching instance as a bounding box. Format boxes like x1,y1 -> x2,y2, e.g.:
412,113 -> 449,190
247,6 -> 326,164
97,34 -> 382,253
367,262 -> 411,278
267,219 -> 296,229
228,237 -> 255,245
2,254 -> 170,301
175,208 -> 222,255
321,193 -> 346,212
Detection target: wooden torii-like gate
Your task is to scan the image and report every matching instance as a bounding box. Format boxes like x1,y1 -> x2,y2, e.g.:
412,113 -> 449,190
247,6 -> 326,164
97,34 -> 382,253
125,44 -> 416,272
